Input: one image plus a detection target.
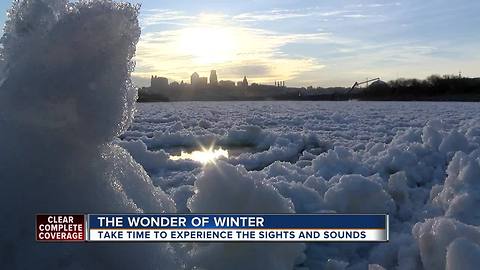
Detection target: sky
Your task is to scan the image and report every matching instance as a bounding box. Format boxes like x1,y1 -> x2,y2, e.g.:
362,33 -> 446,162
0,0 -> 479,87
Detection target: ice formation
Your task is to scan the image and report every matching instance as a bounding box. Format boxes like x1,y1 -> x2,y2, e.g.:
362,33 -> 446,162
0,0 -> 178,269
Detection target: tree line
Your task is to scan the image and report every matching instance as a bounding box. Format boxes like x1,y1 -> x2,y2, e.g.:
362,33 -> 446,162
354,75 -> 480,101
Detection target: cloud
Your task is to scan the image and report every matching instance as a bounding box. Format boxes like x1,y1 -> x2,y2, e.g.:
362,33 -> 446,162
140,9 -> 194,27
231,6 -> 385,23
233,9 -> 311,22
342,14 -> 370,19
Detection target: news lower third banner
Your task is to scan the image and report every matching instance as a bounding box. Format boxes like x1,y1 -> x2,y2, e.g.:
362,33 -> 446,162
36,214 -> 389,242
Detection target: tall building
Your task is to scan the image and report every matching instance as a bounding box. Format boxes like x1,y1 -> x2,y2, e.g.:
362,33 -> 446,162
191,72 -> 208,89
191,72 -> 200,85
238,76 -> 248,88
198,77 -> 208,87
210,70 -> 218,85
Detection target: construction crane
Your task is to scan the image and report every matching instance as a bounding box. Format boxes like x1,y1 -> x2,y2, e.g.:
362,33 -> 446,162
348,77 -> 380,94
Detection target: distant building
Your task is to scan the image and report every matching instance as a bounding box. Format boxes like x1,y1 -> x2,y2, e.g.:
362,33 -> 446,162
275,81 -> 286,87
237,76 -> 248,88
191,72 -> 200,85
191,72 -> 208,88
219,80 -> 236,88
210,70 -> 218,85
149,76 -> 169,94
198,77 -> 208,87
151,76 -> 168,89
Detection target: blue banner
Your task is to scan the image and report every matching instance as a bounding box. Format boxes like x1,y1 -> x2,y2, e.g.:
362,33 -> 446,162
88,214 -> 387,230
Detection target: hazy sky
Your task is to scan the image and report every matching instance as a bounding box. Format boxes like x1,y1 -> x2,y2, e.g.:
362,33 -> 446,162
1,0 -> 479,87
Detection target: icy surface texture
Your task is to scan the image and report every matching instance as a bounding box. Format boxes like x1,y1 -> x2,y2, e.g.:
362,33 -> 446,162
123,101 -> 480,270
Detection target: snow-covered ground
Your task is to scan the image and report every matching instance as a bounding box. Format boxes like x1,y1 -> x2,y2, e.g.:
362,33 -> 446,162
118,101 -> 480,269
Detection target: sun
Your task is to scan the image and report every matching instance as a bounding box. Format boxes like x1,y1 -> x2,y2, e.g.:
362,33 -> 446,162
170,147 -> 229,164
178,26 -> 238,64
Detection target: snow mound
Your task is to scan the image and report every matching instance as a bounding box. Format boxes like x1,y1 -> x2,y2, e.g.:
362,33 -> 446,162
188,161 -> 304,270
446,237 -> 480,270
413,217 -> 480,270
0,0 -> 178,269
431,151 -> 480,225
324,174 -> 396,214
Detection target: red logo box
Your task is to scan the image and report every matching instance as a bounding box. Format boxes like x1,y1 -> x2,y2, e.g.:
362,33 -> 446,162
36,214 -> 86,242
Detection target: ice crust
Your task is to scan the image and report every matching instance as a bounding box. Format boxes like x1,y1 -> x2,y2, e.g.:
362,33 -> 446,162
2,0 -> 480,269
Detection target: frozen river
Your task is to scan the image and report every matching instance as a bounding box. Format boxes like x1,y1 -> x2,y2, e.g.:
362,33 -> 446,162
126,101 -> 478,148
116,101 -> 480,269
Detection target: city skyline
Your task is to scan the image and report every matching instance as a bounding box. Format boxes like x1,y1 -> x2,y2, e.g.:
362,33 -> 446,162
0,0 -> 479,87
151,70 -> 268,88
